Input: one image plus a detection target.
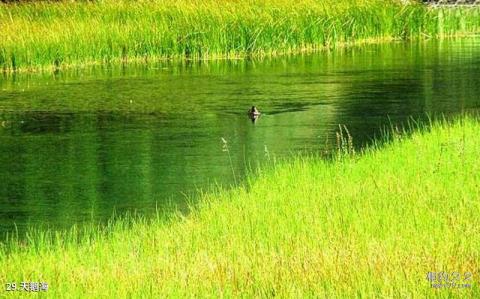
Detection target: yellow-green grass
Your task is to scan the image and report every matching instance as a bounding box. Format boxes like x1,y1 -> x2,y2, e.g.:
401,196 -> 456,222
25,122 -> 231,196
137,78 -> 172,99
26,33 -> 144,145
1,0 -> 480,72
0,116 -> 479,297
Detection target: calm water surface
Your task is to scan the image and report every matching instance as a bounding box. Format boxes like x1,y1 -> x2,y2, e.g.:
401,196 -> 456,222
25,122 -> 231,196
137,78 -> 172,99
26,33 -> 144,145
1,39 -> 480,237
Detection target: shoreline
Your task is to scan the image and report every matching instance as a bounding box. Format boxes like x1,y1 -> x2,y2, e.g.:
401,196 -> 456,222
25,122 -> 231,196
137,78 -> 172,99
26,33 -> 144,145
1,116 -> 479,296
2,34 -> 480,76
2,0 -> 480,74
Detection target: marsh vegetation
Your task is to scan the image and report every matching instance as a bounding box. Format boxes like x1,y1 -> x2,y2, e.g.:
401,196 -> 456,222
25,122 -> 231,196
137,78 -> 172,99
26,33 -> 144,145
1,2 -> 479,297
1,0 -> 480,71
1,116 -> 479,297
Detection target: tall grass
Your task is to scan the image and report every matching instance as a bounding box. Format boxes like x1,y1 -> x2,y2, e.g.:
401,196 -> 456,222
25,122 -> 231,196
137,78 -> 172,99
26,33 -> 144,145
1,116 -> 479,297
1,0 -> 480,71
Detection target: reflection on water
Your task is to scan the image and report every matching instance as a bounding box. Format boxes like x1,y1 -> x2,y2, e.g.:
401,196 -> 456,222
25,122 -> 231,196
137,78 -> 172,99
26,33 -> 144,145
1,39 -> 480,237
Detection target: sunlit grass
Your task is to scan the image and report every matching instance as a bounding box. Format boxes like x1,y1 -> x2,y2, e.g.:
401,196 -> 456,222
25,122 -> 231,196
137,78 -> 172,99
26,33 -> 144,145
1,0 -> 480,71
0,116 -> 479,297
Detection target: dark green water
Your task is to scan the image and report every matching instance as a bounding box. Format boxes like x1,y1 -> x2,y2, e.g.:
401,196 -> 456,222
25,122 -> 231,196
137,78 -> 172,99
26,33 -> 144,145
1,39 -> 480,237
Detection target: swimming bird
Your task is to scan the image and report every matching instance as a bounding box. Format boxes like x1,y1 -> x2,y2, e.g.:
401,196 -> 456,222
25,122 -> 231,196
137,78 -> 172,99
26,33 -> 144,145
248,106 -> 261,117
247,106 -> 261,123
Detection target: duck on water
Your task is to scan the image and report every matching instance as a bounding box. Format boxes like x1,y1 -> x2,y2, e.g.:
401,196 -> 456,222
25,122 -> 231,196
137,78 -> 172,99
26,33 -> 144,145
248,106 -> 261,117
248,106 -> 261,123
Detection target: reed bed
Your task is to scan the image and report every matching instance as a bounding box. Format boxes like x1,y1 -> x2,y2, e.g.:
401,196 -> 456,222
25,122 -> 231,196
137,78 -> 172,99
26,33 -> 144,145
0,116 -> 479,297
1,0 -> 480,71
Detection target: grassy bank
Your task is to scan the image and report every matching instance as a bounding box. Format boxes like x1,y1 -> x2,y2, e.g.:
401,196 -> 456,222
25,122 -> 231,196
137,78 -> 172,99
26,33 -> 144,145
0,116 -> 479,297
1,0 -> 480,72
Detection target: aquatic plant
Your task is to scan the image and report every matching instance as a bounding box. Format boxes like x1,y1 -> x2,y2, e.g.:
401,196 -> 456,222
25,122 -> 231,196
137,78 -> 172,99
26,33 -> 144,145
1,0 -> 480,71
1,115 -> 479,297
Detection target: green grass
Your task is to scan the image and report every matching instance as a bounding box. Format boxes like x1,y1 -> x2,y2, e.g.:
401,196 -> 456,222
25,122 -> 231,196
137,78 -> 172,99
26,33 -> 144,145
0,116 -> 479,297
1,0 -> 480,72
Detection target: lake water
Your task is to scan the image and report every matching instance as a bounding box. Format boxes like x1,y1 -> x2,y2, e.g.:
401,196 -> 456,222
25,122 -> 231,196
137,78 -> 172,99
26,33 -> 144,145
1,39 -> 480,237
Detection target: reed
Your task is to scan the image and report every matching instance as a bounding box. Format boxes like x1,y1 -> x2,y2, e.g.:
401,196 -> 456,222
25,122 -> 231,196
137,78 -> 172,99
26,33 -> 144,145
1,0 -> 480,71
1,115 -> 479,297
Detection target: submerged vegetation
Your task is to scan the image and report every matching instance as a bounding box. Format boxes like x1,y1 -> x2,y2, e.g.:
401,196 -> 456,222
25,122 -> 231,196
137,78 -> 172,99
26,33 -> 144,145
1,116 -> 479,297
1,0 -> 480,71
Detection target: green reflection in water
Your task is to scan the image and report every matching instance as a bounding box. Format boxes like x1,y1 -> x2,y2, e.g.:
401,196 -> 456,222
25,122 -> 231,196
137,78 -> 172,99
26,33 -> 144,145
1,39 -> 480,237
